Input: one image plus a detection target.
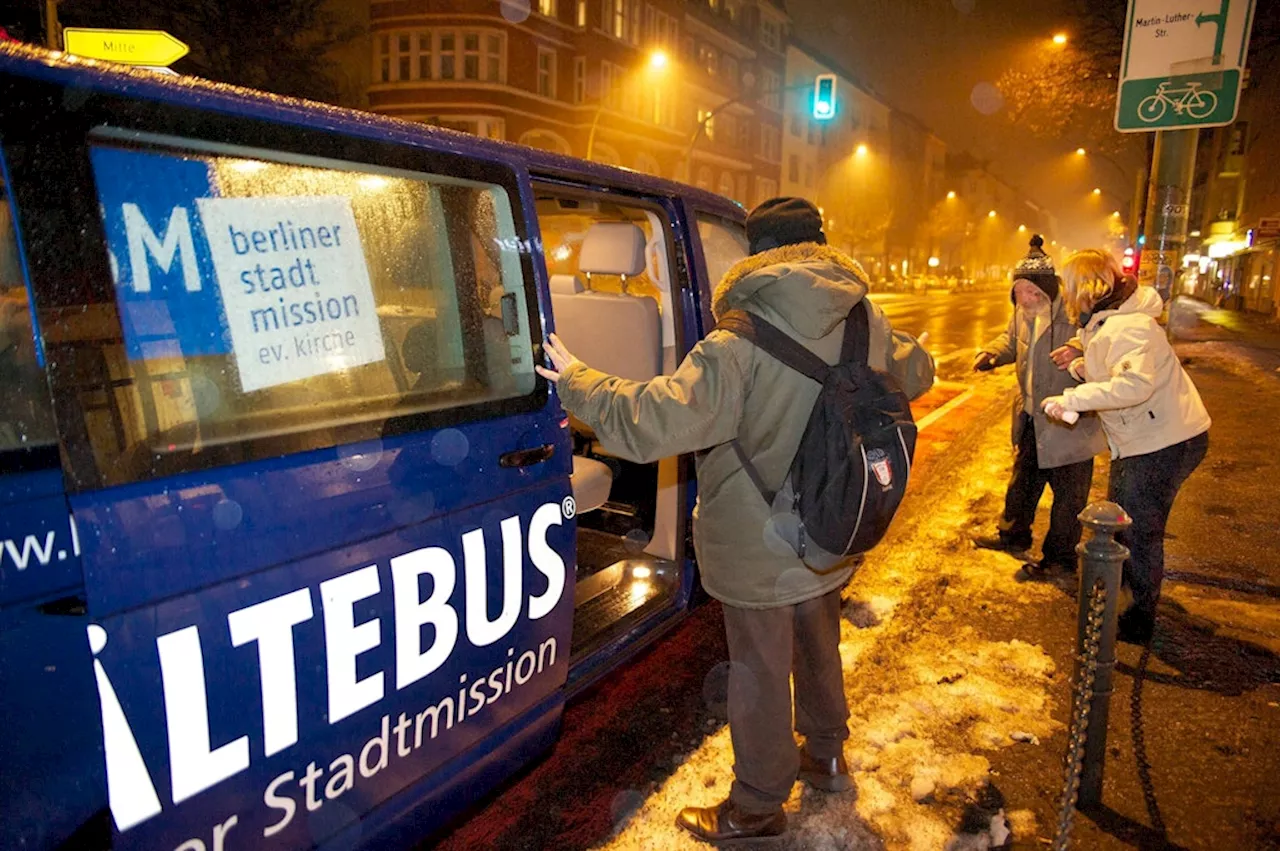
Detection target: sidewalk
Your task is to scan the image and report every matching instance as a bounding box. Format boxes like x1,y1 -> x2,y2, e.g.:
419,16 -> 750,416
585,301 -> 1280,851
978,299 -> 1280,850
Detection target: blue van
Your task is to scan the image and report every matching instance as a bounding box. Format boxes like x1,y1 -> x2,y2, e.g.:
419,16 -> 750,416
0,44 -> 751,851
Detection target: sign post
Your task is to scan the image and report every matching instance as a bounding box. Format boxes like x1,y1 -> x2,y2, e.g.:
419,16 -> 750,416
1115,0 -> 1255,132
1115,1 -> 1257,307
63,28 -> 189,68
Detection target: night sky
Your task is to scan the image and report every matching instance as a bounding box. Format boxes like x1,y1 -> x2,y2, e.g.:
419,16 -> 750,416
787,0 -> 1148,248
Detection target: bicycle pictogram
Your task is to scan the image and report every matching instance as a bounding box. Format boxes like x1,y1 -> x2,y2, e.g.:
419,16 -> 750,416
1136,80 -> 1218,123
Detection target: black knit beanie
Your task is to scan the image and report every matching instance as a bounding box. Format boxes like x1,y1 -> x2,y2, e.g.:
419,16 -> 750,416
746,197 -> 827,255
1011,234 -> 1059,303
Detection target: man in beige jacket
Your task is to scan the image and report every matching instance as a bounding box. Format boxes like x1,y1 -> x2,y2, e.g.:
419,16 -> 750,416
539,198 -> 933,843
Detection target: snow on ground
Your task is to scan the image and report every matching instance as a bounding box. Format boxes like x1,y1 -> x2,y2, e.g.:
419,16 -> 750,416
594,396 -> 1070,851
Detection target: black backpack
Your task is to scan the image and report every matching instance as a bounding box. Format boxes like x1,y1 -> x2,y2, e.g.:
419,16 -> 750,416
716,302 -> 917,573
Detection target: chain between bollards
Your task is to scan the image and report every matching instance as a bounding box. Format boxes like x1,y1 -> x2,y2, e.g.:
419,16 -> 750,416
1051,501 -> 1131,850
1053,579 -> 1106,851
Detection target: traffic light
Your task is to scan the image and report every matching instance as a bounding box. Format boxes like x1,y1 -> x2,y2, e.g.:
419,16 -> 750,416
1121,247 -> 1138,274
813,74 -> 837,120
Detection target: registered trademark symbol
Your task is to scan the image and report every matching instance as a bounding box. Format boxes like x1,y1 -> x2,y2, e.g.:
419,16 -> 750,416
561,496 -> 576,519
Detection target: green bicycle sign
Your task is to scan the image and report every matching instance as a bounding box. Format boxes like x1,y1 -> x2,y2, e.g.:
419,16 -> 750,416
1114,0 -> 1255,133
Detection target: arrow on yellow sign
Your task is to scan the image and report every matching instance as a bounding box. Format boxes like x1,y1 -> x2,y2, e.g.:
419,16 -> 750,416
63,28 -> 189,67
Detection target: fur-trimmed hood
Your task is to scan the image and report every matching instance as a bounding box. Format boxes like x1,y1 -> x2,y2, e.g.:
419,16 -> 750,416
712,242 -> 870,339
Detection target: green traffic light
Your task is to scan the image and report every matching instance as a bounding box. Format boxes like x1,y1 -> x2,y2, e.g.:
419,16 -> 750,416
813,74 -> 836,121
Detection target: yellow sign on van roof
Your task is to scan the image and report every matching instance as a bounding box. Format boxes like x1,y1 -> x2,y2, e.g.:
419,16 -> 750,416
63,28 -> 189,67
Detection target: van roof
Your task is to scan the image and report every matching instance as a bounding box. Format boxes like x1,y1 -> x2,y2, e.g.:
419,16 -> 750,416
0,42 -> 745,223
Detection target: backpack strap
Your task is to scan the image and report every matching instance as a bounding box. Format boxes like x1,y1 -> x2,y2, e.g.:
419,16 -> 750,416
731,439 -> 776,505
715,309 -> 836,506
715,309 -> 832,383
840,301 -> 872,365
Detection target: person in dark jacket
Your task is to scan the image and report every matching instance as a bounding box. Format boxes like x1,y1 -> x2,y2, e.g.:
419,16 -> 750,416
971,236 -> 1107,574
537,198 -> 934,844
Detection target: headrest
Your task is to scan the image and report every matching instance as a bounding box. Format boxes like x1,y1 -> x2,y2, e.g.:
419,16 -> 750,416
579,222 -> 646,277
549,274 -> 585,295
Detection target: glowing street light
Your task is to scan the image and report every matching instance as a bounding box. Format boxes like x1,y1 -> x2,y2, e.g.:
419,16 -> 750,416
1018,224 -> 1027,232
1092,188 -> 1102,196
928,256 -> 941,268
1075,147 -> 1087,156
588,50 -> 671,160
1111,210 -> 1121,218
946,190 -> 957,200
1053,33 -> 1068,46
854,143 -> 869,158
988,210 -> 997,218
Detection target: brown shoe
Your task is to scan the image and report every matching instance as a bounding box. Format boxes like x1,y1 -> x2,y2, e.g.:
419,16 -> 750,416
798,749 -> 853,792
675,798 -> 786,844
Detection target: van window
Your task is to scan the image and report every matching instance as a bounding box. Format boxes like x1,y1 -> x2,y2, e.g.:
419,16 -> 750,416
50,132 -> 537,489
0,174 -> 56,453
696,213 -> 748,289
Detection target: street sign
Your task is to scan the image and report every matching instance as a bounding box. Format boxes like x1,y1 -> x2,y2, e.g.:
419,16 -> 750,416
63,28 -> 189,67
1115,0 -> 1256,132
1257,217 -> 1280,241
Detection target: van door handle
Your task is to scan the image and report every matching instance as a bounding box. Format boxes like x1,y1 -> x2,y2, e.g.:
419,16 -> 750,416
499,443 -> 556,468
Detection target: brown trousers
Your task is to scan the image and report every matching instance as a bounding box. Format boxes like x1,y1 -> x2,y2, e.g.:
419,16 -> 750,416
722,586 -> 850,814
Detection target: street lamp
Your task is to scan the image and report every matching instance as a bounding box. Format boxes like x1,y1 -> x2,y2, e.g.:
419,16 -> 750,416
988,210 -> 997,218
1092,188 -> 1102,196
946,190 -> 957,200
586,49 -> 670,162
1075,147 -> 1087,156
1052,33 -> 1068,46
855,143 -> 869,158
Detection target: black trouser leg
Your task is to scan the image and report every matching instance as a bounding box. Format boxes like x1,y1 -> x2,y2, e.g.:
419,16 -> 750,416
1108,433 -> 1209,613
998,415 -> 1045,551
1042,458 -> 1095,567
791,588 -> 850,761
722,603 -> 798,814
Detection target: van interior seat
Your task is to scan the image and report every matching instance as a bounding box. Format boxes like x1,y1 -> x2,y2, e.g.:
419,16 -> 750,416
570,455 -> 613,515
548,223 -> 662,383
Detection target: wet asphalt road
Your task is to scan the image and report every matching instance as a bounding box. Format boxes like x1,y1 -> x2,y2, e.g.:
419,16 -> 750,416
867,287 -> 1014,381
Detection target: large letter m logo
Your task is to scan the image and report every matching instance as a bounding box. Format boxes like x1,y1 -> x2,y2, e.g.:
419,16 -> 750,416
122,203 -> 202,294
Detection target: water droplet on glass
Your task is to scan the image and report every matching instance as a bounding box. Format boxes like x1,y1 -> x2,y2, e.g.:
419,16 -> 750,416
775,568 -> 822,602
212,498 -> 244,531
338,442 -> 383,472
763,513 -> 802,558
970,82 -> 1005,115
499,0 -> 531,23
610,789 -> 645,826
703,661 -> 761,717
431,429 -> 470,467
623,528 -> 651,554
189,374 -> 222,418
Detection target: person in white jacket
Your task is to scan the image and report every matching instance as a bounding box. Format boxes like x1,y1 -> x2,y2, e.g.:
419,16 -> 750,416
1042,249 -> 1211,643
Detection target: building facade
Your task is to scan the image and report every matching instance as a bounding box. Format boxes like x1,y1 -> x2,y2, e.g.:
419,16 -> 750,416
944,152 -> 1052,281
361,0 -> 784,207
1185,59 -> 1280,315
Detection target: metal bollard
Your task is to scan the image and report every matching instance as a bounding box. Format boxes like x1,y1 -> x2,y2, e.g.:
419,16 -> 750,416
1074,501 -> 1132,809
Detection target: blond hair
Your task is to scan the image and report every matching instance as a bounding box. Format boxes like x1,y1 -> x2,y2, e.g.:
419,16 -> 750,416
1060,249 -> 1132,324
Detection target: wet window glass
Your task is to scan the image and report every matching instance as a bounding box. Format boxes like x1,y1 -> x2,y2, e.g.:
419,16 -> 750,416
0,173 -> 57,453
696,213 -> 748,288
54,132 -> 536,489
